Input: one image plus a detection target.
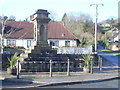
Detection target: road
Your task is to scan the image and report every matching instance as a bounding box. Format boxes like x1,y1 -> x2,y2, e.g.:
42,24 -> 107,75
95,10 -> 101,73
2,79 -> 119,88
97,45 -> 119,66
2,80 -> 41,89
46,79 -> 119,88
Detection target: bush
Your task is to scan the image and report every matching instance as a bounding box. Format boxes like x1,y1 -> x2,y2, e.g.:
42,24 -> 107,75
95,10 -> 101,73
7,52 -> 19,69
4,46 -> 25,49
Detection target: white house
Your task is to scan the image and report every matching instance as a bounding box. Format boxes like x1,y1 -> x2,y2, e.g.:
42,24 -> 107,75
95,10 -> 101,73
2,21 -> 78,49
108,27 -> 120,42
114,33 -> 120,42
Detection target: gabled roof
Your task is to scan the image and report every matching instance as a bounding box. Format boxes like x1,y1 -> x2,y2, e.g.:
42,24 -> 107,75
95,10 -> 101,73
5,21 -> 34,39
3,21 -> 77,40
48,22 -> 77,39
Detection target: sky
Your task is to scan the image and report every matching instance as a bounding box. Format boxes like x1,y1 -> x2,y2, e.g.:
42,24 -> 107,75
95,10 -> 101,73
0,0 -> 119,22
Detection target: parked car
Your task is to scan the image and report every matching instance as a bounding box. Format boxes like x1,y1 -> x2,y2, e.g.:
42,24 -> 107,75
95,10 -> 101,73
3,51 -> 11,54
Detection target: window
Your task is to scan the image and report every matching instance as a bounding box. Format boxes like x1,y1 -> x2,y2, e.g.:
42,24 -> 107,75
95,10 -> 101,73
65,41 -> 70,46
0,39 -> 4,46
7,40 -> 16,46
27,40 -> 32,47
54,41 -> 59,46
50,40 -> 59,47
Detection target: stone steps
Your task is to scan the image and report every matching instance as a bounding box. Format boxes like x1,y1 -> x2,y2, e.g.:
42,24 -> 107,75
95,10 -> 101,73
18,41 -> 37,63
20,42 -> 70,72
30,50 -> 57,54
33,46 -> 51,50
25,57 -> 68,61
20,53 -> 28,58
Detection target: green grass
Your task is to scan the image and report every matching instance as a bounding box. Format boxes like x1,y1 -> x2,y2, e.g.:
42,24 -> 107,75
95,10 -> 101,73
114,53 -> 120,56
100,27 -> 110,31
101,49 -> 115,53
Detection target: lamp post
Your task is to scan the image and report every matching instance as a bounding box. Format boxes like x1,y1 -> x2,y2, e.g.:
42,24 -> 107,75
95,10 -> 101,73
90,4 -> 104,53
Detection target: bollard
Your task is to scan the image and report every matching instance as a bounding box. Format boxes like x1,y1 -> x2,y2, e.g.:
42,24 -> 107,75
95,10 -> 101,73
100,57 -> 102,71
67,58 -> 70,76
98,56 -> 100,70
17,60 -> 20,79
90,59 -> 93,74
49,60 -> 52,77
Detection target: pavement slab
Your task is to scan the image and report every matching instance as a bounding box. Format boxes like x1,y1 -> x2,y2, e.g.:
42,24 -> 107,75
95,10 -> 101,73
2,66 -> 119,87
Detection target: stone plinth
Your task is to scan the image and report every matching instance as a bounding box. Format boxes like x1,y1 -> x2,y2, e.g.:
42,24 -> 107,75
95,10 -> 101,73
21,9 -> 73,72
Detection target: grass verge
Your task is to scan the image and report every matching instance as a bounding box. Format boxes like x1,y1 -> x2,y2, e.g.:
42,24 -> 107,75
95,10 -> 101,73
101,49 -> 115,53
114,53 -> 120,56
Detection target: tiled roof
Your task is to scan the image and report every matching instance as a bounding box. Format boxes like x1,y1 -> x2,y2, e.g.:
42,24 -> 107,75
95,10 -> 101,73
5,21 -> 34,39
4,21 -> 77,40
48,22 -> 77,39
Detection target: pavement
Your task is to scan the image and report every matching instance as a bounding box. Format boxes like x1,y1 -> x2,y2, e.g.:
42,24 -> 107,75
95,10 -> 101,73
1,58 -> 120,88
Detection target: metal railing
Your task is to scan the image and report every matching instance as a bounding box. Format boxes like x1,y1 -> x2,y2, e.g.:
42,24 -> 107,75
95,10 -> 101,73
57,46 -> 92,54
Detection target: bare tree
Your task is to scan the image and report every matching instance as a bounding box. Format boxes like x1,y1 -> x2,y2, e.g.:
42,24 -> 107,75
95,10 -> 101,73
23,17 -> 29,22
0,15 -> 26,53
62,12 -> 94,47
8,15 -> 16,21
0,16 -> 8,53
48,10 -> 58,21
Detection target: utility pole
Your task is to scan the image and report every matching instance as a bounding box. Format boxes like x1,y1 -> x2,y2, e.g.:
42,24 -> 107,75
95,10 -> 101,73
90,4 -> 104,53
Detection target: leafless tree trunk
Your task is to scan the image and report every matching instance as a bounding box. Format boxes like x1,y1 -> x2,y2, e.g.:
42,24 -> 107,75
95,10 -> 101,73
62,12 -> 94,47
0,16 -> 7,53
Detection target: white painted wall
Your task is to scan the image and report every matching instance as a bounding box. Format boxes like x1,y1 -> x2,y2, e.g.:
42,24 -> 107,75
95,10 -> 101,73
3,39 -> 7,46
114,36 -> 118,42
48,39 -> 77,47
59,40 -> 65,47
16,39 -> 23,47
5,39 -> 34,49
4,39 -> 77,49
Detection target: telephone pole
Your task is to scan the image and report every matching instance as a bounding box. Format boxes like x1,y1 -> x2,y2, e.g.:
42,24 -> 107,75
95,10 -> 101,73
90,4 -> 104,53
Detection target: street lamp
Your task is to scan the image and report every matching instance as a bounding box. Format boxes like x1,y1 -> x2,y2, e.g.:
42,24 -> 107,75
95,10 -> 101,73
90,4 -> 104,53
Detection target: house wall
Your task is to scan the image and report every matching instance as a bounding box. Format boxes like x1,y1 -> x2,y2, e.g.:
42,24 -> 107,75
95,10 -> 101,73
4,39 -> 77,49
114,36 -> 118,42
48,39 -> 77,47
114,34 -> 120,42
5,39 -> 34,49
3,39 -> 7,46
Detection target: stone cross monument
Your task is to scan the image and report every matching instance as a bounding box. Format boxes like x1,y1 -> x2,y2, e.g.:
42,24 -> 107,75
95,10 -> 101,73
31,9 -> 51,45
21,9 -> 72,72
